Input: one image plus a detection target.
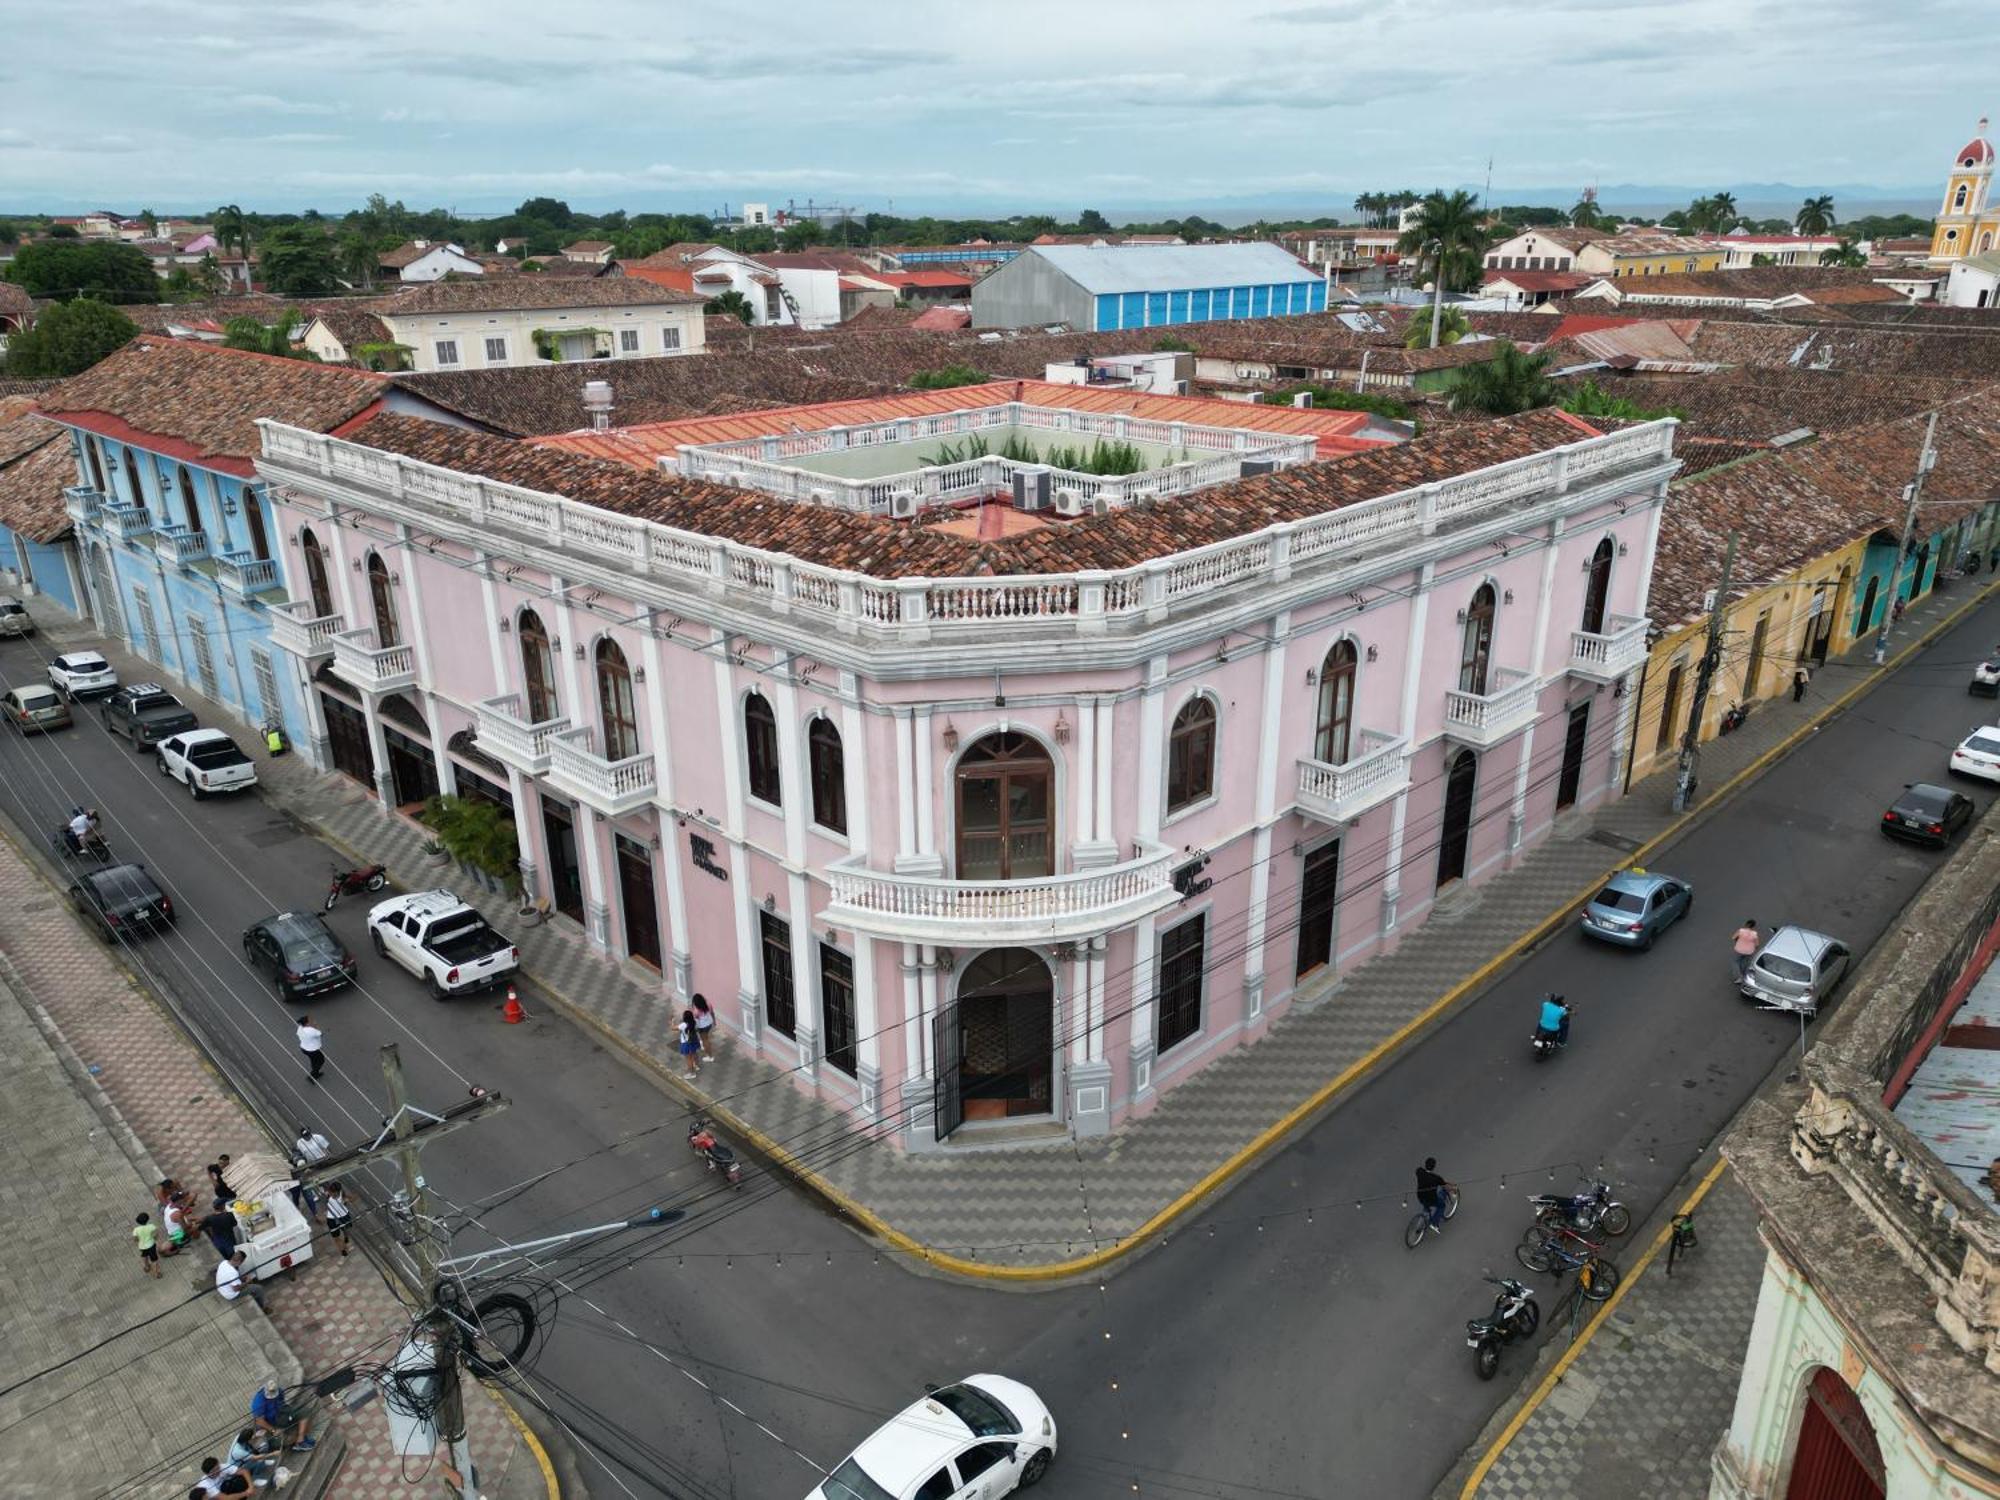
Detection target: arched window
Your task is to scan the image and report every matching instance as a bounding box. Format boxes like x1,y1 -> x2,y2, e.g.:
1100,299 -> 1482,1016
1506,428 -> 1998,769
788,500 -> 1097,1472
120,447 -> 144,508
744,692 -> 781,805
83,436 -> 106,494
300,528 -> 334,618
807,716 -> 846,833
1459,583 -> 1496,695
595,638 -> 638,761
957,732 -> 1052,879
242,487 -> 271,560
366,553 -> 399,647
1315,641 -> 1358,764
1166,696 -> 1216,812
175,465 -> 203,536
519,609 -> 558,723
1955,184 -> 1969,211
1581,537 -> 1614,635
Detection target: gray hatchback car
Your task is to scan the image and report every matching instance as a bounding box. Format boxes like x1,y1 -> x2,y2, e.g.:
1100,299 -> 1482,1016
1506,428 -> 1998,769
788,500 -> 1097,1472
1738,925 -> 1850,1017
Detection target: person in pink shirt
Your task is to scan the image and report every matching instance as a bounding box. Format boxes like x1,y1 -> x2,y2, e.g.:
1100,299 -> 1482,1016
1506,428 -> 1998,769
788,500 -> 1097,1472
1732,919 -> 1761,982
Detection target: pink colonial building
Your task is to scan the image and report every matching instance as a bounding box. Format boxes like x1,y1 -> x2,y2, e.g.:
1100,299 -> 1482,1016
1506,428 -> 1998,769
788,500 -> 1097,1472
253,386 -> 1670,1147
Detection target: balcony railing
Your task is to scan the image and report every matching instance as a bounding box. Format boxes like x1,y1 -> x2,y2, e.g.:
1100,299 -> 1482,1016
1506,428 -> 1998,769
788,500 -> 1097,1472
267,601 -> 345,660
214,550 -> 281,599
329,626 -> 417,694
63,485 -> 103,526
545,726 -> 655,816
101,501 -> 152,542
823,842 -> 1183,945
1296,730 -> 1411,824
475,695 -> 573,776
152,524 -> 211,568
1567,613 -> 1649,683
1443,667 -> 1540,748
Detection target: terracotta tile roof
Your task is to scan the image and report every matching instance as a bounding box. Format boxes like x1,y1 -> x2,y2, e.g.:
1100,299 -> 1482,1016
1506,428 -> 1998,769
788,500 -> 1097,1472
0,410 -> 76,543
1569,368 -> 1963,446
1606,267 -> 1912,302
307,308 -> 396,353
377,242 -> 444,269
0,283 -> 39,325
1548,320 -> 1702,365
1685,319 -> 2000,379
870,270 -> 976,291
910,307 -> 972,331
562,241 -> 614,254
1500,227 -> 1611,253
347,406 -> 1593,580
841,304 -> 924,330
630,243 -> 726,267
41,336 -> 387,477
1483,270 -> 1594,294
0,377 -> 59,400
368,278 -> 698,315
622,265 -> 699,294
525,257 -> 615,278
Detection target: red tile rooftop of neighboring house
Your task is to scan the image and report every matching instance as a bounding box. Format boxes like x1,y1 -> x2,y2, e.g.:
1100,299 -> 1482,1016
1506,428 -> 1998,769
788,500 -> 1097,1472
911,307 -> 973,330
621,265 -> 699,294
870,270 -> 976,290
535,378 -> 1396,469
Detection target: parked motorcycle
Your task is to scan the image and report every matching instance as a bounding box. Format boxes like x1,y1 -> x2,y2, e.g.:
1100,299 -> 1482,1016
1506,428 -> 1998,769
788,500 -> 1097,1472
1527,1179 -> 1632,1238
1718,701 -> 1751,734
324,862 -> 388,910
1467,1276 -> 1540,1380
687,1118 -> 742,1187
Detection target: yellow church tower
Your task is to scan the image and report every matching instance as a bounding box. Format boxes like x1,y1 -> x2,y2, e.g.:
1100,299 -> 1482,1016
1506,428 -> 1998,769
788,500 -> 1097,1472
1930,117 -> 2000,262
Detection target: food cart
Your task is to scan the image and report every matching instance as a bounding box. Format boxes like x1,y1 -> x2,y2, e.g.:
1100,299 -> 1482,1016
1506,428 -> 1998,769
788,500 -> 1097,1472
226,1150 -> 315,1280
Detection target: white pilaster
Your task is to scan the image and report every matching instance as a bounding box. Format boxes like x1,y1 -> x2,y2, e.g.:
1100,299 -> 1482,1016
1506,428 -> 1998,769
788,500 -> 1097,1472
1241,612 -> 1290,1022
1381,563 -> 1433,933
641,626 -> 691,997
1511,519 -> 1564,849
838,672 -> 870,854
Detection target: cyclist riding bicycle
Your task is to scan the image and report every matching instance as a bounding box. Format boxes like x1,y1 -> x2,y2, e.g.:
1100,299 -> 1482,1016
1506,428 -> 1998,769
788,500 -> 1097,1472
1415,1157 -> 1451,1234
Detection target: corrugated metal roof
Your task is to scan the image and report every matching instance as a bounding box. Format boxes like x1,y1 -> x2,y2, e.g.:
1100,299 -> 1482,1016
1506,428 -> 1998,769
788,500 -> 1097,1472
1894,961 -> 2000,1204
1025,243 -> 1320,295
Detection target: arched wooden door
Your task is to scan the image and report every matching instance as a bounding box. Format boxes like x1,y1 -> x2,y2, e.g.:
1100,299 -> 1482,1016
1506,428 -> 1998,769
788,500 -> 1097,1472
1436,750 -> 1478,889
956,733 -> 1053,880
366,554 -> 398,646
942,948 -> 1054,1133
1783,1368 -> 1884,1500
301,529 -> 334,619
1459,584 -> 1496,695
1580,538 -> 1614,635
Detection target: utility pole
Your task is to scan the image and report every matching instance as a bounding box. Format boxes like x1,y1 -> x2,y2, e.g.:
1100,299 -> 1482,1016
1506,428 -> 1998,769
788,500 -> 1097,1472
1674,529 -> 1740,813
1874,409 -> 1940,665
1427,237 -> 1446,349
292,1048 -> 509,1500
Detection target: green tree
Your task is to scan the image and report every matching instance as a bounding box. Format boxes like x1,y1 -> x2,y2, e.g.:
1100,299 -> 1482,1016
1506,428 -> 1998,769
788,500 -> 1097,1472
1076,208 -> 1112,234
1405,305 -> 1470,348
336,232 -> 378,289
1396,190 -> 1489,296
137,208 -> 157,235
46,223 -> 79,239
1749,252 -> 1777,267
254,223 -> 341,297
908,364 -> 988,390
212,204 -> 250,260
1445,341 -> 1556,415
1569,198 -> 1607,230
1709,190 -> 1738,226
1560,380 -> 1681,421
221,308 -> 318,359
1264,383 -> 1411,421
516,196 -> 574,228
1819,238 -> 1867,268
779,219 -> 823,251
5,240 -> 158,303
1153,334 -> 1192,352
3,297 -> 138,377
0,222 -> 18,246
1796,195 -> 1836,235
705,290 -> 755,324
160,257 -> 223,302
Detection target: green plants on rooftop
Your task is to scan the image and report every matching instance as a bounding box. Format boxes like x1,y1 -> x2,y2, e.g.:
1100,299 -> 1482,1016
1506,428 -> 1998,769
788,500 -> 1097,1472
908,363 -> 988,390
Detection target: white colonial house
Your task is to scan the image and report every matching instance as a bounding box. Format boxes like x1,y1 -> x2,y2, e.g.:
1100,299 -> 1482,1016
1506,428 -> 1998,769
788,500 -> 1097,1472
358,278 -> 707,372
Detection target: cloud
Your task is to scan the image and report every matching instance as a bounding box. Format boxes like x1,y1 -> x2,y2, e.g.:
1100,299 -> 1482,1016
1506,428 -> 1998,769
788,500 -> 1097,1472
258,132 -> 347,144
0,128 -> 33,149
642,44 -> 950,80
218,92 -> 339,116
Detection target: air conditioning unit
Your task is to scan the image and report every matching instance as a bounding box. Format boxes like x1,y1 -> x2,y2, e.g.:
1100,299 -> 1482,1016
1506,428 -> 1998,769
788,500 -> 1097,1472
1292,391 -> 1313,408
1054,486 -> 1084,517
808,488 -> 834,507
1240,459 -> 1277,478
890,489 -> 920,519
1133,489 -> 1160,509
1175,379 -> 1191,395
1012,468 -> 1053,511
1091,497 -> 1113,517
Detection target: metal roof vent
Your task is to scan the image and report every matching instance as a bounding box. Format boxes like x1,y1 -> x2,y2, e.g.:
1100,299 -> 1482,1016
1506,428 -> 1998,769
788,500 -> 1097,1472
581,380 -> 614,431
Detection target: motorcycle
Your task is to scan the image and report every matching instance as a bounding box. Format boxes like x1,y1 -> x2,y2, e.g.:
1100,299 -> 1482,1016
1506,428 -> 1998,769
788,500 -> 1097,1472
324,862 -> 388,910
53,822 -> 111,862
1530,995 -> 1570,1061
687,1118 -> 742,1187
1467,1276 -> 1540,1380
1528,1179 -> 1632,1238
1718,701 -> 1751,735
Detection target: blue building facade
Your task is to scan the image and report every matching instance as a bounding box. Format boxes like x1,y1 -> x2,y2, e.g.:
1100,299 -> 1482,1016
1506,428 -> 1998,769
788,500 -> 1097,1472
1091,277 -> 1328,331
58,426 -> 306,745
0,525 -> 83,613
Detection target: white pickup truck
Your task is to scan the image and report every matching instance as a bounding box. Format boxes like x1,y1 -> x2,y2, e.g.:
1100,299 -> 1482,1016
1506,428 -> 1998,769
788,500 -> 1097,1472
155,728 -> 259,798
366,891 -> 519,999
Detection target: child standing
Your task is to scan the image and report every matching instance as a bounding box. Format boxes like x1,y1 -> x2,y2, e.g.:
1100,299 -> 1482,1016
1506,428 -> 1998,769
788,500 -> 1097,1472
677,1010 -> 702,1079
692,992 -> 716,1057
133,1213 -> 162,1278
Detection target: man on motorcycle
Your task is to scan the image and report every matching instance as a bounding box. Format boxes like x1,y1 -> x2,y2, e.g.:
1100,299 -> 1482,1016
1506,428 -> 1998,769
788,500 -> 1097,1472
1537,993 -> 1570,1047
65,806 -> 100,854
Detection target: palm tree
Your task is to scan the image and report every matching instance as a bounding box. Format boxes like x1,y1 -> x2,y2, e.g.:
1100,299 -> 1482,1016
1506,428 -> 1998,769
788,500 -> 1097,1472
705,290 -> 755,325
1405,305 -> 1469,348
1796,195 -> 1836,236
1447,342 -> 1557,415
1818,238 -> 1867,268
1709,190 -> 1739,229
1568,198 -> 1601,230
220,309 -> 318,360
1397,189 -> 1489,296
213,204 -> 249,260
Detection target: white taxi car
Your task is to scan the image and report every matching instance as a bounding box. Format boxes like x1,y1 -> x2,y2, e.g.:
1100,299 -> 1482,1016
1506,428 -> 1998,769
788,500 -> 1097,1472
806,1376 -> 1055,1500
47,650 -> 119,701
1949,724 -> 2000,783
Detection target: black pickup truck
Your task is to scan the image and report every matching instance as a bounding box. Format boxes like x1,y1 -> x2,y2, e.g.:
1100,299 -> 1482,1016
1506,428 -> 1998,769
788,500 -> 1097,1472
101,684 -> 199,748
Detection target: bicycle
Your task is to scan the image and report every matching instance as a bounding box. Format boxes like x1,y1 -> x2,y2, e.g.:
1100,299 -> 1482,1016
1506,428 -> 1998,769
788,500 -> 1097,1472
1404,1184 -> 1460,1248
1516,1224 -> 1620,1300
1665,1211 -> 1699,1276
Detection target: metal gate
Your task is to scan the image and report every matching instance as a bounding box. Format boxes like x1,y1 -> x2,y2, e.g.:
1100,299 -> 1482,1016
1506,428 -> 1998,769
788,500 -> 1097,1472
186,615 -> 219,701
90,546 -> 124,639
932,1002 -> 963,1142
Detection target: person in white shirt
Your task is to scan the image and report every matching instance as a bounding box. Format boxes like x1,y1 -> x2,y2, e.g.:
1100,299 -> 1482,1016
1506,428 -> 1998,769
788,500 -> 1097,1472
294,1127 -> 329,1164
295,1015 -> 324,1083
214,1250 -> 266,1310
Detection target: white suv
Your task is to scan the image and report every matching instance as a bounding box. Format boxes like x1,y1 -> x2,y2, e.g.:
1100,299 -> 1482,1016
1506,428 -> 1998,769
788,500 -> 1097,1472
806,1376 -> 1055,1500
47,651 -> 118,701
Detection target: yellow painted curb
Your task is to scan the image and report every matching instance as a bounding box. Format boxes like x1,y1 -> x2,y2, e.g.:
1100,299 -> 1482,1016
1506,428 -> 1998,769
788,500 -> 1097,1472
1459,1156 -> 1731,1498
490,1387 -> 562,1500
372,577 -> 2000,1284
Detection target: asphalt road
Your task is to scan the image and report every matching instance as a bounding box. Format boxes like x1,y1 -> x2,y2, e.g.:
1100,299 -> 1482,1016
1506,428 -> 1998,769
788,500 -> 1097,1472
4,594 -> 1999,1500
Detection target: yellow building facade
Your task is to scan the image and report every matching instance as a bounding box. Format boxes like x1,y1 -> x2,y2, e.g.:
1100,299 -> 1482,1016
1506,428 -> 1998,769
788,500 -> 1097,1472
1928,117 -> 2000,263
1575,236 -> 1726,279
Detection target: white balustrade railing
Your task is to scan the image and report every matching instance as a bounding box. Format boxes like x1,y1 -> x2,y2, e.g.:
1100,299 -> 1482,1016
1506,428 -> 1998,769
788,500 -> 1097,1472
153,524 -> 211,566
213,551 -> 279,596
330,627 -> 416,688
1568,614 -> 1649,679
474,695 -> 572,772
1444,668 -> 1541,743
256,417 -> 1674,641
102,501 -> 153,540
1295,730 -> 1409,820
63,485 -> 103,524
824,843 -> 1180,941
546,727 -> 655,808
268,602 -> 345,657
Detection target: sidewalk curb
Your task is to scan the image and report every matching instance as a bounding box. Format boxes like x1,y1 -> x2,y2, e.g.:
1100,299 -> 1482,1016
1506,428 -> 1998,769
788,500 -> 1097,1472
285,580 -> 2000,1284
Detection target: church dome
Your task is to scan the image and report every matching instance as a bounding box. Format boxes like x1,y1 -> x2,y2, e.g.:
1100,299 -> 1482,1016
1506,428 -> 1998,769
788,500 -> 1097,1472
1956,118 -> 1993,169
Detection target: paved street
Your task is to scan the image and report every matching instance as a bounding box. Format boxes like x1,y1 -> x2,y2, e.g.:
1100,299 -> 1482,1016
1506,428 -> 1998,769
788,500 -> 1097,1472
3,581 -> 1997,1499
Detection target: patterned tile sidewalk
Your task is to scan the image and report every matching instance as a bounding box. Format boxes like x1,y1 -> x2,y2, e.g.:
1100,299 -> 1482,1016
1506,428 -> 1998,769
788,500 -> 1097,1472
1461,1170 -> 1765,1499
29,577 -> 1996,1268
0,833 -> 546,1499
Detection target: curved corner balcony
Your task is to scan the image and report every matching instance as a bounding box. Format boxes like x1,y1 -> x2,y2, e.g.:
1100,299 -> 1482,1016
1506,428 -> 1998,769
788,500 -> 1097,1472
823,843 -> 1183,945
329,627 -> 417,694
1296,730 -> 1410,824
544,726 -> 655,817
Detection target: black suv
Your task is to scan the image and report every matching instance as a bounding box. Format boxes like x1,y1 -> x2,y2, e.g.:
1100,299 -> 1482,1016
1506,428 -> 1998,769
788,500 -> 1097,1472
69,863 -> 176,942
243,911 -> 357,1000
101,684 -> 198,748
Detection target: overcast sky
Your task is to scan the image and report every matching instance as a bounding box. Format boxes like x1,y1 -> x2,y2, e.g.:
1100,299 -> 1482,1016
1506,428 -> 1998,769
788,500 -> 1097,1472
4,0 -> 1993,216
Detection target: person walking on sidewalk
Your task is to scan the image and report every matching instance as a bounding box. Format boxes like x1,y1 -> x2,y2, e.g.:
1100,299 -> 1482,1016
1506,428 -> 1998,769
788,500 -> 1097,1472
1792,664 -> 1811,702
323,1181 -> 352,1256
1732,919 -> 1761,983
291,1126 -> 330,1217
677,1010 -> 702,1078
134,1213 -> 162,1278
692,992 -> 716,1056
295,1014 -> 324,1083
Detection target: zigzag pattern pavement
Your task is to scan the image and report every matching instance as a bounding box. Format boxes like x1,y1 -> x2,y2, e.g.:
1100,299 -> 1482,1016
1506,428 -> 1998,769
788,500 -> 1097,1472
49,579 -> 1982,1268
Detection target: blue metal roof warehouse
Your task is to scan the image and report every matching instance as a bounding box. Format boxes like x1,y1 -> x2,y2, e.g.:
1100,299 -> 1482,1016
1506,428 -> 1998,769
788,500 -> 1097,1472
971,243 -> 1327,331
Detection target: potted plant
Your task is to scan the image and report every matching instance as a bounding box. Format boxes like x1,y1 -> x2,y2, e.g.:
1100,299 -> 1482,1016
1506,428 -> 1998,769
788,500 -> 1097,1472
420,796 -> 520,892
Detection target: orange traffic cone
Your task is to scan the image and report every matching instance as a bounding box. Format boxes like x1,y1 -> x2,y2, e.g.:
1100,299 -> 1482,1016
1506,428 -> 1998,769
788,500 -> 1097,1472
503,988 -> 525,1024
